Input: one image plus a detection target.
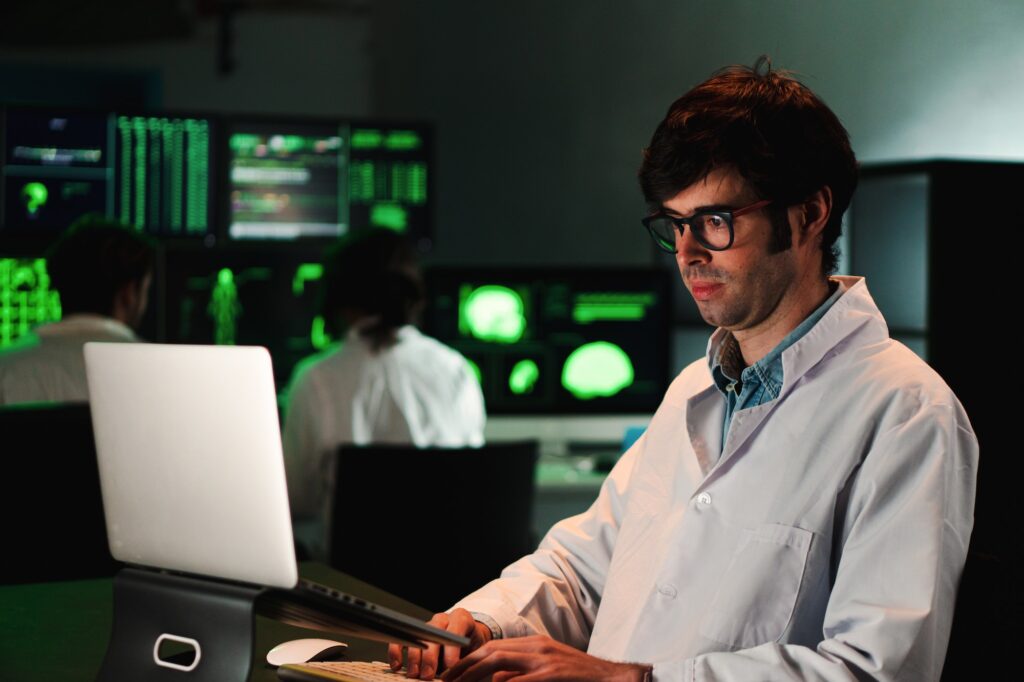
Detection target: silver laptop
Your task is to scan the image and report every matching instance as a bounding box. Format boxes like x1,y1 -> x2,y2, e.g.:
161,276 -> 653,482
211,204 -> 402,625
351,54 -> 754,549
85,342 -> 297,588
84,342 -> 468,649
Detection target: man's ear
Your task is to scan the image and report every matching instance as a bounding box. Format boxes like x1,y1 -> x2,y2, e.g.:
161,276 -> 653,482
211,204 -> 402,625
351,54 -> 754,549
789,186 -> 833,246
112,278 -> 143,325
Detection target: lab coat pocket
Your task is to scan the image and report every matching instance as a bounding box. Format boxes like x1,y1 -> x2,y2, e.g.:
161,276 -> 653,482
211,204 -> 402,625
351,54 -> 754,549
699,523 -> 813,650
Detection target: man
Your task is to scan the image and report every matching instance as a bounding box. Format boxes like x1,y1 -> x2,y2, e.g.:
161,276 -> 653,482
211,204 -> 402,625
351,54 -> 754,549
388,60 -> 978,681
0,215 -> 156,405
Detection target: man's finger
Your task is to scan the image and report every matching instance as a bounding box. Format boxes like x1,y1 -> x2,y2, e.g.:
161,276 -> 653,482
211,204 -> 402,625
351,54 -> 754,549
406,644 -> 423,678
418,642 -> 442,680
387,643 -> 404,671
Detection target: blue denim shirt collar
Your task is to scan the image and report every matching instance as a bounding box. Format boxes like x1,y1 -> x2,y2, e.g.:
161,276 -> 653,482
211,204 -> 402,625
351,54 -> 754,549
711,280 -> 844,452
713,281 -> 843,394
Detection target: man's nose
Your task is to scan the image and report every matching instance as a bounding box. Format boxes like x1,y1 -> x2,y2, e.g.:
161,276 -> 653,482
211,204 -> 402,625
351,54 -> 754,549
676,225 -> 711,266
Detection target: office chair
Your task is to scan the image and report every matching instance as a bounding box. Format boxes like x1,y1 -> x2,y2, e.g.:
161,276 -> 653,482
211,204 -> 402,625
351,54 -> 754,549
329,440 -> 539,613
0,402 -> 120,584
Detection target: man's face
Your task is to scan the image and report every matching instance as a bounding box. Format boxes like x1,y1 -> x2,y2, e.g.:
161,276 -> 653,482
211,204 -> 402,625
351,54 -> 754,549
663,167 -> 798,335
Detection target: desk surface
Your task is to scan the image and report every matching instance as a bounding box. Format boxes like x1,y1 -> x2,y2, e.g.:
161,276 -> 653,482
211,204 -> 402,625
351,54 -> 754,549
0,563 -> 432,682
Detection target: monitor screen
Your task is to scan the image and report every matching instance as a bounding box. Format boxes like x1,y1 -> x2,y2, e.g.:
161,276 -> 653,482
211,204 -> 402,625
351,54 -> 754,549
422,268 -> 672,414
226,120 -> 349,241
1,107 -> 113,237
0,256 -> 62,349
348,123 -> 432,248
160,244 -> 331,388
113,113 -> 215,239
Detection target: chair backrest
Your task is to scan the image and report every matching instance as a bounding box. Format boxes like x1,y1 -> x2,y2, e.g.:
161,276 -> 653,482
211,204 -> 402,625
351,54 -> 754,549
329,440 -> 539,613
0,402 -> 121,584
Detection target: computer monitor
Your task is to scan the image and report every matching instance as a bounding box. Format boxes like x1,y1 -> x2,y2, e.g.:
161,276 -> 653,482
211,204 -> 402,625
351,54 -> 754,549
226,118 -> 349,241
112,112 -> 216,239
0,255 -> 62,349
160,244 -> 331,388
348,122 -> 433,249
421,267 -> 672,416
1,106 -> 113,239
1,106 -> 216,242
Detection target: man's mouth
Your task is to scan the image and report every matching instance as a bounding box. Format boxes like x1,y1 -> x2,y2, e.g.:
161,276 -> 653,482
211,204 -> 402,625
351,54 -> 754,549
689,280 -> 723,301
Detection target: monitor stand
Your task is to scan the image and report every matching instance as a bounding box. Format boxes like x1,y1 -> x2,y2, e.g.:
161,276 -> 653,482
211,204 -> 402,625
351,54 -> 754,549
97,567 -> 261,682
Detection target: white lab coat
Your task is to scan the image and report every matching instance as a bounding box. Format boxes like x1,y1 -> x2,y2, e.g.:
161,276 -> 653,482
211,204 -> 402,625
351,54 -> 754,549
283,324 -> 485,525
454,276 -> 978,681
0,314 -> 138,406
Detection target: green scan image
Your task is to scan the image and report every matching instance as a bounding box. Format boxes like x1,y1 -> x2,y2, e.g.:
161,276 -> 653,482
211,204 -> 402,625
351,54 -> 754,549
21,182 -> 48,215
466,358 -> 483,385
562,341 -> 635,400
208,268 -> 240,345
370,203 -> 408,232
461,285 -> 526,343
509,359 -> 540,395
0,258 -> 62,347
310,315 -> 332,350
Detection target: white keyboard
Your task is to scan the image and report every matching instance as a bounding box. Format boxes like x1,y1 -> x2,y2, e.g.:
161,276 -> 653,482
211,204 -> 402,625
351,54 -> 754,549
277,660 -> 440,681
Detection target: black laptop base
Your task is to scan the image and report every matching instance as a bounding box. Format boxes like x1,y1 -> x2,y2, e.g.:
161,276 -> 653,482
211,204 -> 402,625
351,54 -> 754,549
96,568 -> 469,681
97,568 -> 260,682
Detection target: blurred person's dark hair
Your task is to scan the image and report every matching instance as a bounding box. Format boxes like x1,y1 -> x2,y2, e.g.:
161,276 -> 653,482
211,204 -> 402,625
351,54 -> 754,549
46,214 -> 157,318
638,56 -> 858,275
320,229 -> 425,352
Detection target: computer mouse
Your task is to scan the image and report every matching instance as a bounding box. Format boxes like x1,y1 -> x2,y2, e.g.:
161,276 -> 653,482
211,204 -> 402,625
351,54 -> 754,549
266,638 -> 349,666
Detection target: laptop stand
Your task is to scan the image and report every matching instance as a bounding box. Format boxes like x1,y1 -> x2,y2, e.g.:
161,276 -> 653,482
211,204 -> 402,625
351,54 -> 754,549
97,568 -> 262,682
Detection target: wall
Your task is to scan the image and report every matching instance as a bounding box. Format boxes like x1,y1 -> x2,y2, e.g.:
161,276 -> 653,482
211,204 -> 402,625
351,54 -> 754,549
371,0 -> 1024,267
0,7 -> 372,117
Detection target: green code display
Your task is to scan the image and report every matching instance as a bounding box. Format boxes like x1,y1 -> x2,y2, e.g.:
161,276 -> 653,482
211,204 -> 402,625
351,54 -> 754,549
117,116 -> 210,235
0,258 -> 62,348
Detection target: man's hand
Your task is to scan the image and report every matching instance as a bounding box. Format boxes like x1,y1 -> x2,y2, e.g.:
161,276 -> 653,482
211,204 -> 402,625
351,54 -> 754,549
440,635 -> 650,682
387,608 -> 492,679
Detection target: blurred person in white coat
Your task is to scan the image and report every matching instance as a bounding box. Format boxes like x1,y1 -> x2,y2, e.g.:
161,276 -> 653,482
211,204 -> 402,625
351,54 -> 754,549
283,229 -> 485,558
0,215 -> 155,405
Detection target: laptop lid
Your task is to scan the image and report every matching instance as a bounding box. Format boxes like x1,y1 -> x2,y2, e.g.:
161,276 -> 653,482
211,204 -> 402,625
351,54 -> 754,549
84,342 -> 298,589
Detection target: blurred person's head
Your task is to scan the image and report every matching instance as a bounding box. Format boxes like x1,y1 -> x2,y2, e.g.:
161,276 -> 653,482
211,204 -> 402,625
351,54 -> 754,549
321,229 -> 424,352
46,214 -> 157,329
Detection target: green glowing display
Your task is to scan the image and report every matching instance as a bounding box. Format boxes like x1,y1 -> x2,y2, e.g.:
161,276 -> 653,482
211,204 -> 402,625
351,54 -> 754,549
292,263 -> 324,296
231,133 -> 340,155
118,116 -> 209,234
466,358 -> 482,385
0,258 -> 62,348
561,341 -> 634,400
349,161 -> 426,205
573,292 -> 655,323
351,129 -> 384,149
229,134 -> 263,153
370,203 -> 408,231
208,268 -> 240,345
461,285 -> 526,343
14,147 -> 102,163
509,359 -> 540,395
20,182 -> 48,215
384,130 -> 422,151
310,315 -> 332,350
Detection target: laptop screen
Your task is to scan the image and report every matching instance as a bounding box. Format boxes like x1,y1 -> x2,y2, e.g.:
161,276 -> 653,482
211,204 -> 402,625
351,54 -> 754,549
84,342 -> 298,588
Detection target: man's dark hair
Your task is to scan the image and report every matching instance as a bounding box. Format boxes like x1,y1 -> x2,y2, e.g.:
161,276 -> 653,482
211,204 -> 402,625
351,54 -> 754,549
638,57 -> 858,275
46,214 -> 157,317
320,229 -> 425,352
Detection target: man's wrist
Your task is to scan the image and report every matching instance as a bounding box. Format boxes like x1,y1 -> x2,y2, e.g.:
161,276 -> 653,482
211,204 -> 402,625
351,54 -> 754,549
636,663 -> 654,682
619,662 -> 653,682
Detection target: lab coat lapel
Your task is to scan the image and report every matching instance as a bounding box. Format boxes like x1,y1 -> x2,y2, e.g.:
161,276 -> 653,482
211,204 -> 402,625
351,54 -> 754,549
685,384 -> 724,478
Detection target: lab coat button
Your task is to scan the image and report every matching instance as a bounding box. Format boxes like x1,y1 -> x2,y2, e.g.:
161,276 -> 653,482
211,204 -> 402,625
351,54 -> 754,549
657,583 -> 678,598
697,492 -> 712,506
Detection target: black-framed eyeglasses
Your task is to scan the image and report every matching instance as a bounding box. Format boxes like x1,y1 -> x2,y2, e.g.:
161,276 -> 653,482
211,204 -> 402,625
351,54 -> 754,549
642,199 -> 773,253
